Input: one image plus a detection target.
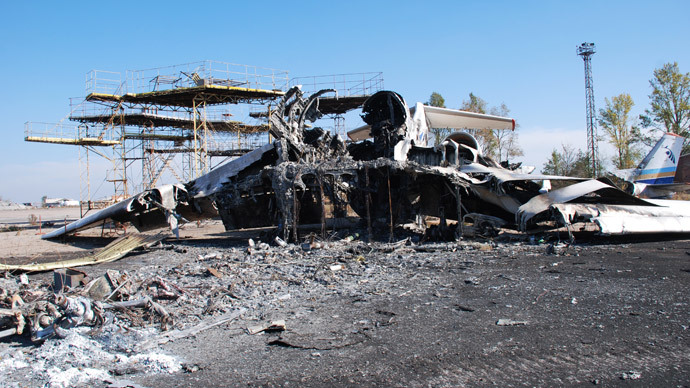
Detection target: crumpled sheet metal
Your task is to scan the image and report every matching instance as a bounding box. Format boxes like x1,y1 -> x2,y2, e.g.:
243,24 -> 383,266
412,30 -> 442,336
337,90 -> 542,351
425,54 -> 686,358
460,163 -> 587,184
42,184 -> 186,239
187,143 -> 276,198
2,234 -> 165,272
517,179 -> 690,235
550,202 -> 690,235
517,180 -> 645,228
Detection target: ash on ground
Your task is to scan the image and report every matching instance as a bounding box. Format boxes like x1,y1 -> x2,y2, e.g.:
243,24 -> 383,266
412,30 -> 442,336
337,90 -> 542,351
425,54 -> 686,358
1,228 -> 689,387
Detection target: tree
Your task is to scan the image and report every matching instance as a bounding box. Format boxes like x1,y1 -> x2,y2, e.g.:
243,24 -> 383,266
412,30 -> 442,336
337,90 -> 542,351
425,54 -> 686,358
490,103 -> 523,161
598,93 -> 642,169
640,62 -> 690,152
460,93 -> 497,157
542,144 -> 591,178
426,92 -> 446,108
426,92 -> 451,145
460,92 -> 487,114
571,152 -> 597,178
459,94 -> 522,161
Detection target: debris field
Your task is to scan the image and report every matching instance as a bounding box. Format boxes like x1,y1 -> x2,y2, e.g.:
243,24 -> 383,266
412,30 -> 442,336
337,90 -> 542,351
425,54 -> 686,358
3,86 -> 690,387
1,224 -> 689,387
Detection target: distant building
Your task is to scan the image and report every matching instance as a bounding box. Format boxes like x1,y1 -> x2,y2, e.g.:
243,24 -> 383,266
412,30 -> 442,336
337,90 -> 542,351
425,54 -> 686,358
43,198 -> 80,207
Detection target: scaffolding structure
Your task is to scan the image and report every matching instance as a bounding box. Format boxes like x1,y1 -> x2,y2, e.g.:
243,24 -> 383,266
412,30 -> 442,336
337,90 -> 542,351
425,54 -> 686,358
82,61 -> 288,184
26,61 -> 288,209
24,121 -> 122,210
25,65 -> 383,211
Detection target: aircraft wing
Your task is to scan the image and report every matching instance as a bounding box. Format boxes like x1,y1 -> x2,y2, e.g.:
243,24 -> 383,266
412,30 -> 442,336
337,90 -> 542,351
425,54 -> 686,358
347,104 -> 516,142
42,197 -> 137,239
419,105 -> 515,131
459,163 -> 588,182
42,184 -> 189,239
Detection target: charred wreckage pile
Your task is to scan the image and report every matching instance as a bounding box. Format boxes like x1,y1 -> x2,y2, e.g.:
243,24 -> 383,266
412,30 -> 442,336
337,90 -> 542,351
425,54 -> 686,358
2,87 -> 690,386
43,87 -> 690,242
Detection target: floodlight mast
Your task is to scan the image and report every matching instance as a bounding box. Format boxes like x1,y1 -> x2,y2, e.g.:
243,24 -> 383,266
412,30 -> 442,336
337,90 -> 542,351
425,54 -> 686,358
577,42 -> 598,177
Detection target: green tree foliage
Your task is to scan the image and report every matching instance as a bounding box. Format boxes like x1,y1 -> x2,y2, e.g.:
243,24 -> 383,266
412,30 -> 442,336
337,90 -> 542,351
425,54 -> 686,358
598,93 -> 642,169
541,144 -> 592,178
426,92 -> 451,145
460,92 -> 488,114
640,62 -> 690,152
460,93 -> 522,161
461,93 -> 497,157
426,92 -> 446,108
572,153 -> 596,178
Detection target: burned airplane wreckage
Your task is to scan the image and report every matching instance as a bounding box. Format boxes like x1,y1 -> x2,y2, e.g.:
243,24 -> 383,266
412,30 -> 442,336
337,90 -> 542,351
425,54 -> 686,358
44,87 -> 690,241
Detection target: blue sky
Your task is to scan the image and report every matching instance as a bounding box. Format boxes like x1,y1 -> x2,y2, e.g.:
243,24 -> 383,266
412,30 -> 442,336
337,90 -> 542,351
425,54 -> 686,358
1,0 -> 689,203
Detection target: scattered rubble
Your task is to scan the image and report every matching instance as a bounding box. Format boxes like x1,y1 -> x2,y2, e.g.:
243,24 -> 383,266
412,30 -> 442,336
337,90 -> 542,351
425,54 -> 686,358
4,87 -> 690,386
621,370 -> 642,380
0,234 -> 165,272
247,319 -> 286,335
495,318 -> 528,326
0,228 -> 688,386
0,233 -> 567,387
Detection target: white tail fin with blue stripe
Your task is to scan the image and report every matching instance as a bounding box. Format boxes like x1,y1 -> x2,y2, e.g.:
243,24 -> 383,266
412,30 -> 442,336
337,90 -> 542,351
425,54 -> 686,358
635,132 -> 684,184
612,132 -> 688,198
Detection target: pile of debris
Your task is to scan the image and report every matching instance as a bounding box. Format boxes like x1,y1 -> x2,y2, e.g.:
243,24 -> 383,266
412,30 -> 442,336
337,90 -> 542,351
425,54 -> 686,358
41,88 -> 690,244
0,232 -> 564,387
4,84 -> 689,386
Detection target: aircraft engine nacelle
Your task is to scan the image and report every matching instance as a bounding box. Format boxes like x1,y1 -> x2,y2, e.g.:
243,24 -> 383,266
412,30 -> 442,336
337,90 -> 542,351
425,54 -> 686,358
624,181 -> 647,197
439,132 -> 480,164
361,91 -> 412,158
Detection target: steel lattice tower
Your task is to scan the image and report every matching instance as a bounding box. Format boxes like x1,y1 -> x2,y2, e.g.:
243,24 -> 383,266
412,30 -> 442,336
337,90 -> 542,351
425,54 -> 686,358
577,42 -> 598,177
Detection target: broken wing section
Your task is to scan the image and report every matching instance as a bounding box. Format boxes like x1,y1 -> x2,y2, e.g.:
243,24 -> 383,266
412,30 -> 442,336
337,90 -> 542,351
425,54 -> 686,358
42,184 -> 199,239
43,143 -> 280,239
516,179 -> 690,235
419,105 -> 515,132
347,101 -> 516,157
551,201 -> 690,235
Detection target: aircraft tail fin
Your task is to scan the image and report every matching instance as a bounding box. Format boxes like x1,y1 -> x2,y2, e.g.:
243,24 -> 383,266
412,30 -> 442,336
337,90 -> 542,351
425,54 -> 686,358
634,132 -> 685,185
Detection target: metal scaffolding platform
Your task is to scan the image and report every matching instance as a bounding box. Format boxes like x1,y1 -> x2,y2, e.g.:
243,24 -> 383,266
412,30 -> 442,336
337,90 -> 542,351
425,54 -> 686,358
79,61 -> 290,187
70,111 -> 269,133
24,122 -> 120,146
25,65 -> 383,211
26,61 -> 289,209
86,85 -> 284,107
